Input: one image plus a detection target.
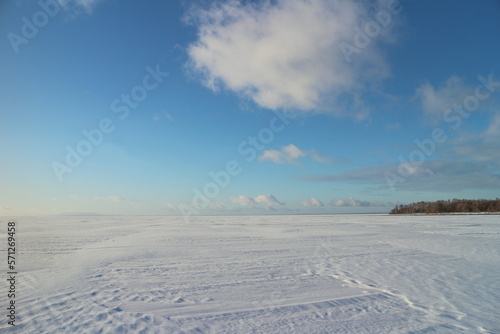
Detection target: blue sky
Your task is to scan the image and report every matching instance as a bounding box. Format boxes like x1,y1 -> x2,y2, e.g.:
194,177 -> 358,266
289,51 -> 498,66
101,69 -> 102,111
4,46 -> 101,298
1,0 -> 499,216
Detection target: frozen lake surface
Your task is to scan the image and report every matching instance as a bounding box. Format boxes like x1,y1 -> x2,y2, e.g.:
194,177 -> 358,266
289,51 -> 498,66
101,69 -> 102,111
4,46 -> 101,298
3,214 -> 499,333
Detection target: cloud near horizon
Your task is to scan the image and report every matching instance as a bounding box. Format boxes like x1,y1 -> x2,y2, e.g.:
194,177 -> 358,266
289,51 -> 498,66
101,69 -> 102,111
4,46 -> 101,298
331,197 -> 385,207
186,0 -> 394,115
230,194 -> 285,208
300,197 -> 324,207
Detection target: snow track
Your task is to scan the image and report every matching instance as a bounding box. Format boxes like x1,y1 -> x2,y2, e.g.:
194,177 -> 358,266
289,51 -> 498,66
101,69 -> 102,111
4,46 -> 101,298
2,214 -> 499,333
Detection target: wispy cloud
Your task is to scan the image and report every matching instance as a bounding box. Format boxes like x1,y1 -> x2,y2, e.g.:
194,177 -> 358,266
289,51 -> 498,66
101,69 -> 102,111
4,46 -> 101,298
415,76 -> 473,122
153,111 -> 173,122
309,150 -> 332,164
186,0 -> 393,115
484,112 -> 500,138
58,0 -> 103,14
259,144 -> 330,164
452,112 -> 500,163
300,159 -> 500,192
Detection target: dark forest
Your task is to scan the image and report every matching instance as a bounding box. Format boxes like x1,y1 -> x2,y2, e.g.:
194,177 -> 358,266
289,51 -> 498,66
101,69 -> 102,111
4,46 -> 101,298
390,199 -> 500,214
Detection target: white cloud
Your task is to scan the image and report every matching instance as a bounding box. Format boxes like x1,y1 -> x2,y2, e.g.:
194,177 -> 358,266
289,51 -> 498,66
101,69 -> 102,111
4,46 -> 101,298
331,197 -> 385,207
332,197 -> 369,207
230,195 -> 256,206
300,197 -> 324,207
254,194 -> 285,207
230,194 -> 285,208
186,0 -> 392,114
259,144 -> 305,164
258,150 -> 285,164
415,76 -> 473,122
259,144 -> 330,164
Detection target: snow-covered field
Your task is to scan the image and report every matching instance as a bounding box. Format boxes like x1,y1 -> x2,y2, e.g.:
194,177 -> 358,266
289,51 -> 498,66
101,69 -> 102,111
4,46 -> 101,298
2,214 -> 499,333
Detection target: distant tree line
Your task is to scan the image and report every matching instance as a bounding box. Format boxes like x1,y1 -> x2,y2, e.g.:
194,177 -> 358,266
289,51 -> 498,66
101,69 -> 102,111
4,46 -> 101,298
390,199 -> 500,214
